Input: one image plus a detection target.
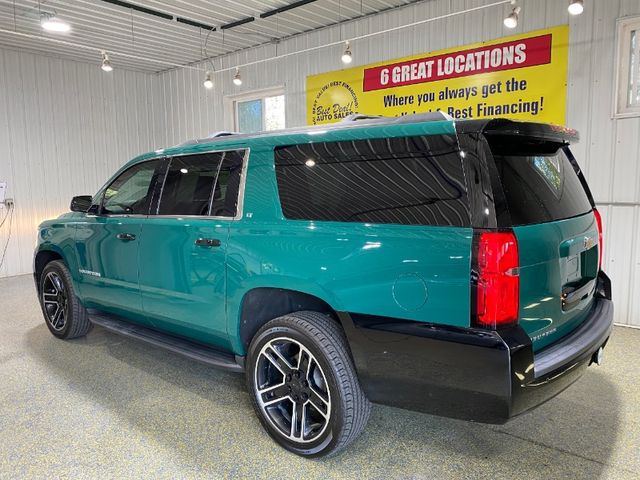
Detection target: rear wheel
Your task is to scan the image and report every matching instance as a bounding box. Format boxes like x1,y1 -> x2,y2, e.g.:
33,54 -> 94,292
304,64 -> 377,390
246,311 -> 370,457
39,260 -> 92,339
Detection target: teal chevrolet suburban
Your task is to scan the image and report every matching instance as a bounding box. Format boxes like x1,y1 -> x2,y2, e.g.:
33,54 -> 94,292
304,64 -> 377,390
34,114 -> 613,457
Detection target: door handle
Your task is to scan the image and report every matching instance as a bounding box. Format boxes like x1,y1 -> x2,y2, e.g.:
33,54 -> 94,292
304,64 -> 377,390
116,233 -> 136,241
195,238 -> 221,247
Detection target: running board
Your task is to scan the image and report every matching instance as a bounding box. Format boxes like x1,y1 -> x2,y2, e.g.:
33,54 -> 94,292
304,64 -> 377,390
89,312 -> 244,373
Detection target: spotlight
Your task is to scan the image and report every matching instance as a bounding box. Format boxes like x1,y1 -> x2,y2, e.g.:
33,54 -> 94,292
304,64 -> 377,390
568,0 -> 584,15
504,6 -> 520,29
203,71 -> 214,89
101,52 -> 113,72
341,41 -> 352,64
233,68 -> 242,86
41,15 -> 70,33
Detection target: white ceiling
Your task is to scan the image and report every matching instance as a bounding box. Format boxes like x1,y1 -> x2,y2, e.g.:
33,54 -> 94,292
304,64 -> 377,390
0,0 -> 422,72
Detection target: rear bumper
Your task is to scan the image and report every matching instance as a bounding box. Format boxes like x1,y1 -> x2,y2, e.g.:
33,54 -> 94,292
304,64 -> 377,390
510,296 -> 612,418
339,274 -> 614,423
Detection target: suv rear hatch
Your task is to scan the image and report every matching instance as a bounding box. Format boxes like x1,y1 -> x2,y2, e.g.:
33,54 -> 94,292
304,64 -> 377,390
483,126 -> 599,351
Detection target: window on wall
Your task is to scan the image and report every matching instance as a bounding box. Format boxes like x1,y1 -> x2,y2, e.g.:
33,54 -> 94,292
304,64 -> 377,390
233,90 -> 285,133
616,16 -> 640,117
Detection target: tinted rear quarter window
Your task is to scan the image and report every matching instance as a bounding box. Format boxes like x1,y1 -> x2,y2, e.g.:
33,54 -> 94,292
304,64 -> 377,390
274,134 -> 470,227
486,136 -> 592,225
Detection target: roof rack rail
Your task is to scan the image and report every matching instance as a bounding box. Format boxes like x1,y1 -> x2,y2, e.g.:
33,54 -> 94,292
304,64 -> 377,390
206,131 -> 239,138
341,112 -> 453,125
174,131 -> 239,148
170,112 -> 456,150
341,114 -> 385,123
393,112 -> 453,123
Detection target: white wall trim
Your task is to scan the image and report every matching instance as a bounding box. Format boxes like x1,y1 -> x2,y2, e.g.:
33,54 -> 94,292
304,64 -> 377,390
614,323 -> 640,330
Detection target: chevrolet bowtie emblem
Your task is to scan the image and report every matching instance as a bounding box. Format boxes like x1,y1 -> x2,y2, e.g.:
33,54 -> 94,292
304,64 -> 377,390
584,236 -> 595,249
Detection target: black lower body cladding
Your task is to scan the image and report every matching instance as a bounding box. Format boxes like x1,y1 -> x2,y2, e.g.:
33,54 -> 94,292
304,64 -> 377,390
338,272 -> 614,423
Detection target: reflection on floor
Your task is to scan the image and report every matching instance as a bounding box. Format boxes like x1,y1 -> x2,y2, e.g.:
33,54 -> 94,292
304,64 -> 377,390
1,274 -> 638,479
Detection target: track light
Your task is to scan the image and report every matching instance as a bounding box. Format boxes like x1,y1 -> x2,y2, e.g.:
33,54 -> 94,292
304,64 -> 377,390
341,41 -> 353,64
504,6 -> 520,29
101,52 -> 113,72
203,71 -> 214,89
41,15 -> 71,33
568,0 -> 584,15
233,68 -> 242,86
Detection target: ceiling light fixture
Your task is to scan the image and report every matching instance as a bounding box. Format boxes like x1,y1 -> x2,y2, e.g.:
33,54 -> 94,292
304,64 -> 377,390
41,15 -> 71,33
203,71 -> 214,89
503,5 -> 520,29
341,41 -> 352,64
568,0 -> 584,15
101,51 -> 113,72
0,1 -> 533,80
233,68 -> 242,86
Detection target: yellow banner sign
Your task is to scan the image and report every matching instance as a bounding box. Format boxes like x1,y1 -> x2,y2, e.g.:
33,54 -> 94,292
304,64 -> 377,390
306,25 -> 568,126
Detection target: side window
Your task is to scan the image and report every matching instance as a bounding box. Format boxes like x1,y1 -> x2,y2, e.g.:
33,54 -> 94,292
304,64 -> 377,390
102,160 -> 162,215
274,135 -> 470,227
211,150 -> 245,217
156,150 -> 245,217
158,153 -> 222,216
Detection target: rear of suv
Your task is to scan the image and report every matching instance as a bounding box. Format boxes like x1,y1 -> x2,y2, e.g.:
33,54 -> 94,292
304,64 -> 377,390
34,114 -> 613,457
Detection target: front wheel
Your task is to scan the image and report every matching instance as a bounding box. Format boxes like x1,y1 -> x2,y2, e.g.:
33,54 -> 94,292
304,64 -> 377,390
39,260 -> 92,339
246,311 -> 371,457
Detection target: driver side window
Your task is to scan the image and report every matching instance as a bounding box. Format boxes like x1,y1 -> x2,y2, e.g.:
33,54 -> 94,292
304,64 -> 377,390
102,160 -> 162,215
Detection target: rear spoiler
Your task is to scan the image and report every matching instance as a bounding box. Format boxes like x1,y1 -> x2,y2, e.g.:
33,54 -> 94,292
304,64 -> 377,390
456,118 -> 579,144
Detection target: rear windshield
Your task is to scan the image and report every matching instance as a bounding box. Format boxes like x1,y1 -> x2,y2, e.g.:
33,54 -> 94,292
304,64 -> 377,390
274,134 -> 470,227
487,137 -> 592,225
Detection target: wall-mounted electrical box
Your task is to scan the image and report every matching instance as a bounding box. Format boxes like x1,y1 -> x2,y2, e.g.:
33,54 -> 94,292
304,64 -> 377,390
0,182 -> 6,205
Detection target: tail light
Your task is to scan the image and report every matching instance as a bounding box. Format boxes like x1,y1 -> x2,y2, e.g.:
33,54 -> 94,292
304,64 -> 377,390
593,208 -> 603,270
476,231 -> 519,329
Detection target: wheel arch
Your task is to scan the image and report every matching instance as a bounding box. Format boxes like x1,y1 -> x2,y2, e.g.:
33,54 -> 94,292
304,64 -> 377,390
237,287 -> 344,353
34,248 -> 66,291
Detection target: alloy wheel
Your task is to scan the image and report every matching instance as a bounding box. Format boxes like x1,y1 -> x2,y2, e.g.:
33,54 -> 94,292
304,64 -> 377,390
254,336 -> 331,443
41,272 -> 68,331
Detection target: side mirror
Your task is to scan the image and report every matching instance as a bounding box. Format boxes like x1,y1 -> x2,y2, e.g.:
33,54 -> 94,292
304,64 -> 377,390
70,195 -> 93,213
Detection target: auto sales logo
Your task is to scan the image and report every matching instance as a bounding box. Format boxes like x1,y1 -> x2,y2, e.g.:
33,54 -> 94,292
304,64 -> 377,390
311,80 -> 359,124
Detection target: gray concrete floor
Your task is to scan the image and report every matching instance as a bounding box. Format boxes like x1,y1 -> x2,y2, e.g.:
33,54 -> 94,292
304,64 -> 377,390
1,274 -> 639,479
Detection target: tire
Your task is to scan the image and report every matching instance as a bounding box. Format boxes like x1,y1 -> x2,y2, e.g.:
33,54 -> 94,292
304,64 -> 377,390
38,260 -> 92,339
246,311 -> 371,457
